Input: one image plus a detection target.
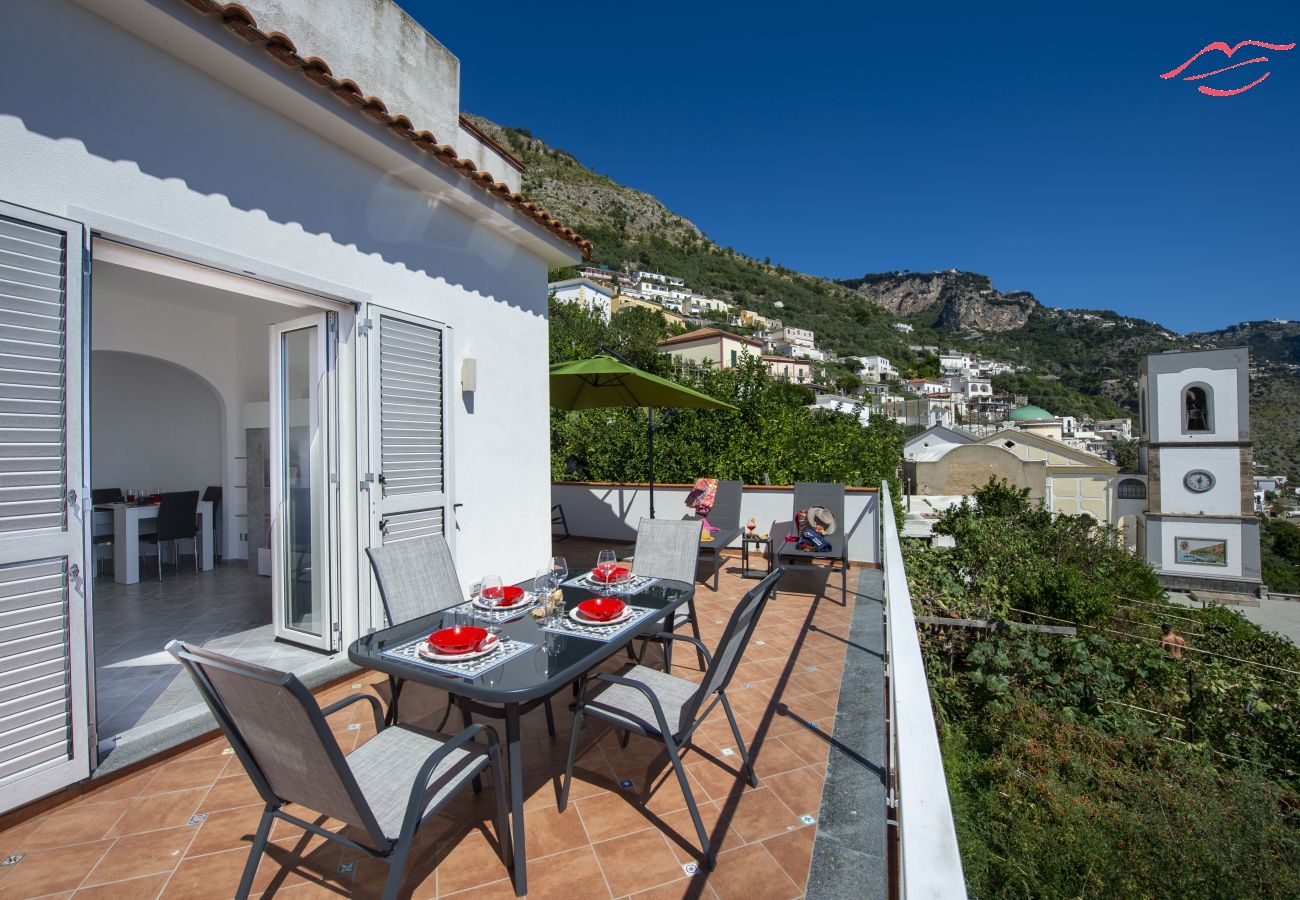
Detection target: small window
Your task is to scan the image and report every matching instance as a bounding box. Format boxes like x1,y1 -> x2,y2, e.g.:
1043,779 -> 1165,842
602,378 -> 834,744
730,349 -> 738,368
1118,478 -> 1147,500
1184,385 -> 1212,432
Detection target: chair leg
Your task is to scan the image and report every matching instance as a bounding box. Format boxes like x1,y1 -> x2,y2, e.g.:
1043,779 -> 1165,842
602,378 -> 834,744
235,806 -> 275,899
664,734 -> 714,869
544,698 -> 557,737
559,708 -> 586,812
687,600 -> 707,671
433,692 -> 452,731
459,698 -> 482,794
713,551 -> 720,591
720,692 -> 757,787
380,838 -> 412,900
619,728 -> 630,748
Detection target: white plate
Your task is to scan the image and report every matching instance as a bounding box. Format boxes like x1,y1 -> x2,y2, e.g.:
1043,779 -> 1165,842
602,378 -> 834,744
472,593 -> 534,612
587,569 -> 632,586
418,634 -> 501,662
568,605 -> 635,627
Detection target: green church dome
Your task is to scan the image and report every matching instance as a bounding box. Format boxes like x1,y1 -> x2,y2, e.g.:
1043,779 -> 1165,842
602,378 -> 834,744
1008,404 -> 1055,422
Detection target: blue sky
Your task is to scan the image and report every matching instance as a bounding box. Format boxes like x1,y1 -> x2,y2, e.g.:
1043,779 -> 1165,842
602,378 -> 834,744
408,1 -> 1299,333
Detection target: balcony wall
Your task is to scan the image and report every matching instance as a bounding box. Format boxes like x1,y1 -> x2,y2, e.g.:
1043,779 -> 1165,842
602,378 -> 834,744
551,482 -> 881,564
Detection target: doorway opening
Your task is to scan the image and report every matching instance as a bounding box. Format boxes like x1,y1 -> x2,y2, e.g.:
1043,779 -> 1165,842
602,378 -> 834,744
88,245 -> 347,755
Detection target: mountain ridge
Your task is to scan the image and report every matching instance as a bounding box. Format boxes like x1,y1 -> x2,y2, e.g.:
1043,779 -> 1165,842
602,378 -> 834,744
468,114 -> 1299,477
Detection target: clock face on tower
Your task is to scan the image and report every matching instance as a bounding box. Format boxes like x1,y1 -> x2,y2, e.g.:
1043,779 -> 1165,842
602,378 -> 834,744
1183,469 -> 1215,493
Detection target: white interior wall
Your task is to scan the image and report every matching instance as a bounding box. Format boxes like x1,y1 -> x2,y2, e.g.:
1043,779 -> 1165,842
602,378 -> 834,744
90,351 -> 222,494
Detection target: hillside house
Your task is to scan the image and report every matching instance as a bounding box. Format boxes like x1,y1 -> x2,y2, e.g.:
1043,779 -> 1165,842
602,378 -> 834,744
548,277 -> 612,322
0,0 -> 588,810
657,327 -> 762,370
611,293 -> 686,327
853,354 -> 897,382
763,354 -> 813,383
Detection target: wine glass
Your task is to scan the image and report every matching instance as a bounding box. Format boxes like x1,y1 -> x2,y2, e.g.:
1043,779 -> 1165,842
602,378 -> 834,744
481,575 -> 503,607
549,556 -> 568,586
747,516 -> 757,535
595,549 -> 617,581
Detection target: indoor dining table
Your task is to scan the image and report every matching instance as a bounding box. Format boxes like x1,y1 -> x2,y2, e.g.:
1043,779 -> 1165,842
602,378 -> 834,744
96,500 -> 215,584
348,574 -> 696,896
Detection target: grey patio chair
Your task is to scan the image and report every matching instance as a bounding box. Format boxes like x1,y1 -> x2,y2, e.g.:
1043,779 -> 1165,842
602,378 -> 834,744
166,641 -> 511,900
630,517 -> 707,671
690,479 -> 743,590
367,535 -> 557,735
772,482 -> 849,600
560,567 -> 784,869
367,535 -> 462,728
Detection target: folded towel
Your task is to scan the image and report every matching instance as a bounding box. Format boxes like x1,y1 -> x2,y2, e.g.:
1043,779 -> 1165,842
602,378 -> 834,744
797,528 -> 832,553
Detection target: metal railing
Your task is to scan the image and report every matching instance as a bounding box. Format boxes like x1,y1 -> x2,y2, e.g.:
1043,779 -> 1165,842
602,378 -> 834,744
880,481 -> 967,898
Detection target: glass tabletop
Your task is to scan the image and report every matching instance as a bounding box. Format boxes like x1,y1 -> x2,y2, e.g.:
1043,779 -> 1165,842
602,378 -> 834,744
347,576 -> 695,704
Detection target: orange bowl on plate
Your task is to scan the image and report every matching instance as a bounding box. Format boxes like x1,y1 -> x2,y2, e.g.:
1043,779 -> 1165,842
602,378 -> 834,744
428,626 -> 488,655
577,597 -> 626,622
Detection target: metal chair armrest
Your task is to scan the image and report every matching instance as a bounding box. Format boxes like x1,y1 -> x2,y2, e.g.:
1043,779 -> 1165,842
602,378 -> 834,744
321,693 -> 386,733
641,632 -> 714,666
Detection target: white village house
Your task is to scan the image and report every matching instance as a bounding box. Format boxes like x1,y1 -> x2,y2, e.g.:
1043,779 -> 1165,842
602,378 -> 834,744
0,0 -> 588,812
548,277 -> 612,322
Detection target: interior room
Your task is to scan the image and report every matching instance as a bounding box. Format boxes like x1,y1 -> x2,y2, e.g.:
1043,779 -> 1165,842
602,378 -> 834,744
88,251 -> 338,750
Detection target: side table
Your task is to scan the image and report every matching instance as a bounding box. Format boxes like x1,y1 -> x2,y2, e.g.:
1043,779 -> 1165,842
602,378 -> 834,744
740,533 -> 773,579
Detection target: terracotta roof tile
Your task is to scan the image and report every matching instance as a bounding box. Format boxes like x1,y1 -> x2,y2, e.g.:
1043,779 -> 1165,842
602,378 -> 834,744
175,0 -> 592,258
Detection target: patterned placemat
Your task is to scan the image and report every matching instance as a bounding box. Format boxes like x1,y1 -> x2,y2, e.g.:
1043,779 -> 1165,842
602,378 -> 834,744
381,634 -> 534,677
541,604 -> 658,642
451,597 -> 539,624
564,572 -> 660,596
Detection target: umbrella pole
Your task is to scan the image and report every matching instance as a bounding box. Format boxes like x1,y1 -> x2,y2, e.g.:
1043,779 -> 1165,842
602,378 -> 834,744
647,407 -> 655,519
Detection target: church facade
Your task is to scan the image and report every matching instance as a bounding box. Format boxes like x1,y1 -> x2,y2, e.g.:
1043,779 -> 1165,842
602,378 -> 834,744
1137,348 -> 1262,595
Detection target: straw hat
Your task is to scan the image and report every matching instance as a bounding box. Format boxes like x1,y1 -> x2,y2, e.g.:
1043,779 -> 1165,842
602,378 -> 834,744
806,506 -> 837,535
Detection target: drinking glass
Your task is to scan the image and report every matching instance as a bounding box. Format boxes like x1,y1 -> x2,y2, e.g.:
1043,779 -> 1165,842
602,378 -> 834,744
595,549 -> 617,580
549,556 -> 568,586
481,575 -> 503,606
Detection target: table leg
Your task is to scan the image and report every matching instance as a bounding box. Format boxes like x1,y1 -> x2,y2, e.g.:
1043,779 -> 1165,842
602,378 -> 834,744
459,698 -> 481,794
506,703 -> 527,895
113,506 -> 139,584
198,503 -> 214,571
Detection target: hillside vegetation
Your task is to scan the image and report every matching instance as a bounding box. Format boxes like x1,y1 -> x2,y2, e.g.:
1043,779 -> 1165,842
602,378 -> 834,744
469,115 -> 1300,472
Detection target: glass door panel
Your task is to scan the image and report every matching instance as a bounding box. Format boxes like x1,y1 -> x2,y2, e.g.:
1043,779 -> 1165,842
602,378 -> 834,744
270,314 -> 336,650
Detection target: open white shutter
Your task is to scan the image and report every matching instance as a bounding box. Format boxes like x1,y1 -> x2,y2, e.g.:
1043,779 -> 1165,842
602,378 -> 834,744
0,203 -> 90,813
369,310 -> 450,547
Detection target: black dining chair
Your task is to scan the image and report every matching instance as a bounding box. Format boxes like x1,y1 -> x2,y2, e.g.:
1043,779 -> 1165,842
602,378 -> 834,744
140,490 -> 200,580
91,487 -> 124,505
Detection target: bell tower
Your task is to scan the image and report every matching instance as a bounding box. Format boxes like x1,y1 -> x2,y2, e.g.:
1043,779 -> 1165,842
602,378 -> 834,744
1137,348 -> 1261,595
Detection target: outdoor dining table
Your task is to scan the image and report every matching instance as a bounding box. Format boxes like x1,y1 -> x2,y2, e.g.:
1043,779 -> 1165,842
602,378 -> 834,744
348,574 -> 696,896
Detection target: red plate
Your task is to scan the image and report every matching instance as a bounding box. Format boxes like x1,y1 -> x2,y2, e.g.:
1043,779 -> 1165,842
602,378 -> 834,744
591,566 -> 631,584
577,597 -> 626,622
428,626 -> 488,655
482,584 -> 526,607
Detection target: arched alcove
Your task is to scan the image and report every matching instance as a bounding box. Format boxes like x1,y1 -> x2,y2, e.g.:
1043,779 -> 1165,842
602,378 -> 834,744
90,350 -> 225,493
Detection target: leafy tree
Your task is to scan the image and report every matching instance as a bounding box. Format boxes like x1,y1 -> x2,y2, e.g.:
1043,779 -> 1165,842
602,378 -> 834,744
1112,437 -> 1139,473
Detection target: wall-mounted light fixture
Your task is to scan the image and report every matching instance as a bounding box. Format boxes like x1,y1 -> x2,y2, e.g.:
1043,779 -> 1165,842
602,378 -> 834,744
461,357 -> 477,392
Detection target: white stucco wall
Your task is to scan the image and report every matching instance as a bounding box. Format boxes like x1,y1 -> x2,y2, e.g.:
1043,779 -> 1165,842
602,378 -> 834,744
2,0 -> 572,635
1158,446 -> 1241,516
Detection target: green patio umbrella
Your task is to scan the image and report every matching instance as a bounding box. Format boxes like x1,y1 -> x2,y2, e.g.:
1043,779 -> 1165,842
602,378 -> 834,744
549,354 -> 736,518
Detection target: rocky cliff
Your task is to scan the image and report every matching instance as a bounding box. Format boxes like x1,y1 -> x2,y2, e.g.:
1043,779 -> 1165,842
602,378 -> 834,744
837,271 -> 1039,332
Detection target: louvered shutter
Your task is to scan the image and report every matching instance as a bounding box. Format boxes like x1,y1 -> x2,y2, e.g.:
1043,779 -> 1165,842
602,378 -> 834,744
0,204 -> 89,813
369,310 -> 450,548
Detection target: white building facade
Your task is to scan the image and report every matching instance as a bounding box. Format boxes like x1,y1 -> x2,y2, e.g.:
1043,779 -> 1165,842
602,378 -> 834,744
549,277 -> 612,322
1137,349 -> 1261,594
0,0 -> 586,811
